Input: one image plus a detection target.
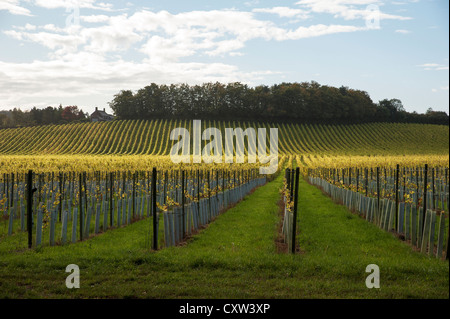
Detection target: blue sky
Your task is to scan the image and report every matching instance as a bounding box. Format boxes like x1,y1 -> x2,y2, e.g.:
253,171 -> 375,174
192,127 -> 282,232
0,0 -> 448,115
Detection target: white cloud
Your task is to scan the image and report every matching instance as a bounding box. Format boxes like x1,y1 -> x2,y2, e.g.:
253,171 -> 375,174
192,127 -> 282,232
0,0 -> 116,17
5,8 -> 368,59
24,23 -> 36,30
418,63 -> 449,71
284,24 -> 366,40
3,30 -> 24,40
42,24 -> 61,32
0,4 -> 411,109
80,14 -> 111,23
81,16 -> 143,53
32,0 -> 114,11
0,54 -> 278,109
244,0 -> 260,7
253,6 -> 310,19
5,29 -> 83,54
431,85 -> 449,93
0,0 -> 32,16
395,29 -> 410,34
2,9 -> 300,107
295,0 -> 412,21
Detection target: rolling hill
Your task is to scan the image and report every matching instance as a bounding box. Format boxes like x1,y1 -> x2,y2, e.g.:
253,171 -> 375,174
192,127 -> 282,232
0,119 -> 448,156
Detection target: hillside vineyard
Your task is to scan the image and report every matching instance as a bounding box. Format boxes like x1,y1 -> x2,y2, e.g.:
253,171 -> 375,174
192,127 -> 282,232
0,120 -> 448,156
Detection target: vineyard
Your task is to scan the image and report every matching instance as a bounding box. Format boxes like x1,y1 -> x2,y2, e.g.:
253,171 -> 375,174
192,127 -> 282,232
0,119 -> 448,175
0,120 -> 448,156
0,167 -> 272,251
0,119 -> 448,299
307,165 -> 449,258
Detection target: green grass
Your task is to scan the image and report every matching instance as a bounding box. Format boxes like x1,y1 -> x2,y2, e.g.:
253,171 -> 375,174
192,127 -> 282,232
0,171 -> 448,298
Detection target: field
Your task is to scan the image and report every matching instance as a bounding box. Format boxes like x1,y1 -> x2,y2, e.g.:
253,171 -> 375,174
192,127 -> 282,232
0,120 -> 448,299
0,120 -> 448,156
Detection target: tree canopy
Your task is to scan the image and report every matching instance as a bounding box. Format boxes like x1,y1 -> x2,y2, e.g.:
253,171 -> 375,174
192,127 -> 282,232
109,81 -> 448,125
0,105 -> 88,128
1,81 -> 448,129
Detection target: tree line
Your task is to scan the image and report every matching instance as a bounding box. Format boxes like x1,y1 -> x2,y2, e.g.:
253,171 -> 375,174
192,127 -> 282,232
109,81 -> 448,125
0,105 -> 88,128
1,81 -> 448,128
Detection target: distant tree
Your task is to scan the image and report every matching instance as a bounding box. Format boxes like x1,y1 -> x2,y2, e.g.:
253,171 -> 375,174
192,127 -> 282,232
106,82 -> 448,125
42,106 -> 58,124
61,106 -> 83,122
109,90 -> 136,119
425,108 -> 449,125
30,107 -> 42,125
377,98 -> 405,121
251,85 -> 271,120
12,108 -> 33,127
0,113 -> 9,127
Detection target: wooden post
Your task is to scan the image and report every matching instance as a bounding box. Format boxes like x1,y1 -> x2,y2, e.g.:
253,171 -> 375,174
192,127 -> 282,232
132,171 -> 136,219
37,173 -> 40,204
207,170 -> 211,220
27,170 -> 34,249
446,193 -> 449,260
163,171 -> 168,205
79,173 -> 83,241
197,169 -> 200,203
432,167 -> 435,210
122,171 -> 126,199
83,172 -> 87,217
216,170 -> 219,194
290,169 -> 295,199
376,167 -> 380,218
395,164 -> 399,232
6,174 -> 9,209
365,168 -> 368,196
110,172 -> 114,225
356,168 -> 359,193
403,167 -> 406,202
445,168 -> 448,200
59,172 -> 63,222
291,167 -> 300,254
422,164 -> 428,234
10,172 -> 14,208
416,167 -> 419,209
151,167 -> 158,250
370,168 -> 373,195
181,170 -> 185,238
222,169 -> 225,207
348,167 -> 351,189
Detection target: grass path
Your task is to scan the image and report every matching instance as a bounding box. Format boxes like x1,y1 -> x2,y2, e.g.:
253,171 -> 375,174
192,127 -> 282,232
0,171 -> 448,298
296,177 -> 448,298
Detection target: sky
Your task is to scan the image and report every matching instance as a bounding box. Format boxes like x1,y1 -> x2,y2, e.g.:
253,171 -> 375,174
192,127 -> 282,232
0,0 -> 448,115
